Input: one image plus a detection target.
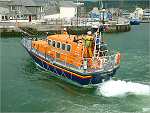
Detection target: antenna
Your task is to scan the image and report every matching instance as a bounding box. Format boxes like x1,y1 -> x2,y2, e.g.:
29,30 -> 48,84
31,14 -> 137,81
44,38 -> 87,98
75,0 -> 84,36
101,0 -> 103,9
76,0 -> 79,37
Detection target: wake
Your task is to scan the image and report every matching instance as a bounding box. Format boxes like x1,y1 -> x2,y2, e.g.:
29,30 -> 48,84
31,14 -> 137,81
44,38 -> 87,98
96,80 -> 150,97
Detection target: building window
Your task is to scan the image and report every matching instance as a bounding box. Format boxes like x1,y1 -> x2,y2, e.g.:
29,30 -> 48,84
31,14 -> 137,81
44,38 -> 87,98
40,7 -> 43,12
2,16 -> 4,20
17,15 -> 19,18
11,6 -> 16,11
57,42 -> 61,48
61,43 -> 66,50
5,16 -> 8,20
48,40 -> 51,45
66,45 -> 71,52
52,41 -> 55,47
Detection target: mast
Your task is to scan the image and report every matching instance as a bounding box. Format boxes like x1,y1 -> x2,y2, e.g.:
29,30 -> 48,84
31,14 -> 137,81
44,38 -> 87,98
99,0 -> 103,9
93,0 -> 105,58
75,0 -> 84,36
77,0 -> 79,37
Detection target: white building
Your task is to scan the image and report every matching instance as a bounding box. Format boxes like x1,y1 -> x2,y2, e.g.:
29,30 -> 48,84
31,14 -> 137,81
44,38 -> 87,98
44,1 -> 77,19
0,7 -> 9,21
59,1 -> 77,19
130,8 -> 144,19
0,0 -> 10,21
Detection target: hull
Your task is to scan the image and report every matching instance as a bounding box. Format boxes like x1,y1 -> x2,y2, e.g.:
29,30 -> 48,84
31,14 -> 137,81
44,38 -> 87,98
27,49 -> 118,87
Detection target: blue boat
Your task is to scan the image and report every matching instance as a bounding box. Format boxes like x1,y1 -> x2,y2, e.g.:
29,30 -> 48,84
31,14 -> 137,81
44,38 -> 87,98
130,18 -> 141,25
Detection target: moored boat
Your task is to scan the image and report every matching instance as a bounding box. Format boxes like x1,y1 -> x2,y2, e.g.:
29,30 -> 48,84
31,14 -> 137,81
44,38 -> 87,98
130,18 -> 141,25
21,27 -> 120,88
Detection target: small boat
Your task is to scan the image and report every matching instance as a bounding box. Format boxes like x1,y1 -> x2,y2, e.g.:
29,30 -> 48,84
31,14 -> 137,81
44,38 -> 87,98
129,7 -> 143,25
21,26 -> 121,88
130,18 -> 141,25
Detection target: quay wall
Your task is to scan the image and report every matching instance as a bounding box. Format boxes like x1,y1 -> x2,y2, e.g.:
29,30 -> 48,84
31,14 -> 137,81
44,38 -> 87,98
0,21 -> 131,37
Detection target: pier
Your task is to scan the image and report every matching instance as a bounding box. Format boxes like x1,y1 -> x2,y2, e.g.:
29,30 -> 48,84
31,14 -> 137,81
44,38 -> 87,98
0,19 -> 131,37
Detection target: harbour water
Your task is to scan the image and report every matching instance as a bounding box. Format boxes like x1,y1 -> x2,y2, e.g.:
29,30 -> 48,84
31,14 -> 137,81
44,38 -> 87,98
1,23 -> 150,113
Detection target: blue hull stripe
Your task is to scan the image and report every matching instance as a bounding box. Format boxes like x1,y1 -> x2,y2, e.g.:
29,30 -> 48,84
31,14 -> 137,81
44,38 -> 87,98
28,50 -> 117,85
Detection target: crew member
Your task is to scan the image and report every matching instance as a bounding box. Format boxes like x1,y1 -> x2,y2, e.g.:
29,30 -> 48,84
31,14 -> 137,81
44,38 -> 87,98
63,28 -> 68,35
83,31 -> 93,58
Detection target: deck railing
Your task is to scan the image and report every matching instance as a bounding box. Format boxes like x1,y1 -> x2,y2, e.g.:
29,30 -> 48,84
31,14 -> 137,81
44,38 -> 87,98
21,37 -> 32,51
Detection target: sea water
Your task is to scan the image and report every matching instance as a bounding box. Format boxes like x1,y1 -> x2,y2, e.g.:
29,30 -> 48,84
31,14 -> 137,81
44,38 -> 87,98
1,23 -> 150,113
97,80 -> 150,97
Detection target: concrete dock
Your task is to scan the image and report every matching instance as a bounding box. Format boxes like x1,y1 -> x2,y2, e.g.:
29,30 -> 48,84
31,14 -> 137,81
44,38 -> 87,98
0,19 -> 131,37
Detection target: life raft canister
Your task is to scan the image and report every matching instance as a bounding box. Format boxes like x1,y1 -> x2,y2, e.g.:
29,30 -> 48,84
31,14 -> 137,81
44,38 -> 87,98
115,52 -> 121,64
91,58 -> 104,69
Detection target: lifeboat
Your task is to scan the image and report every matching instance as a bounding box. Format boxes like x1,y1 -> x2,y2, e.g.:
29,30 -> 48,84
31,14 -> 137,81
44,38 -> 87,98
21,28 -> 120,88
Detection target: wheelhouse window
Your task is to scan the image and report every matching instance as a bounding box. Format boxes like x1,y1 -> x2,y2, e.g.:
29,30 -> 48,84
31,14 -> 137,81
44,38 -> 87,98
61,43 -> 66,50
57,42 -> 61,48
52,40 -> 56,47
66,45 -> 71,52
48,40 -> 51,45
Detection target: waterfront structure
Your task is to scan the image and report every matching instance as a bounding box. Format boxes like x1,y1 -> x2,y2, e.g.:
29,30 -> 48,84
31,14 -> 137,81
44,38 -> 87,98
0,0 -> 131,35
8,0 -> 44,20
142,9 -> 150,22
88,7 -> 112,21
0,0 -> 10,21
129,8 -> 144,25
0,0 -> 58,21
107,8 -> 122,17
121,10 -> 130,18
44,1 -> 79,19
129,8 -> 144,20
59,1 -> 77,19
0,7 -> 9,21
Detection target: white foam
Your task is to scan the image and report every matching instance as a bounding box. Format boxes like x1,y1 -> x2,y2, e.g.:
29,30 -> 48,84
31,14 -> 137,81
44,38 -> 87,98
97,80 -> 150,97
143,108 -> 150,112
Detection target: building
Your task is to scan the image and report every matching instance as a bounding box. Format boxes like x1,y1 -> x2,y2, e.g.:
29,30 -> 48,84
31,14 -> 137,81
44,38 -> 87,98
89,7 -> 112,21
8,0 -> 45,20
142,9 -> 150,22
107,8 -> 122,17
122,10 -> 130,18
0,0 -> 10,21
59,1 -> 77,19
0,0 -> 59,21
0,7 -> 9,21
130,8 -> 144,20
43,1 -> 78,19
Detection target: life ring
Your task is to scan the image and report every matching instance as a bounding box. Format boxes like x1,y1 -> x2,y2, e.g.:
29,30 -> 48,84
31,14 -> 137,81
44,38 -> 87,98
116,52 -> 121,64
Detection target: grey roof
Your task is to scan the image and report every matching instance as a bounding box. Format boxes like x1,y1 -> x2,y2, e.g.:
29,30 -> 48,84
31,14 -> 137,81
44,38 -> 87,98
8,0 -> 59,7
59,1 -> 76,7
0,6 -> 9,14
34,0 -> 58,6
44,7 -> 58,15
9,0 -> 41,6
0,1 -> 10,7
7,0 -> 60,16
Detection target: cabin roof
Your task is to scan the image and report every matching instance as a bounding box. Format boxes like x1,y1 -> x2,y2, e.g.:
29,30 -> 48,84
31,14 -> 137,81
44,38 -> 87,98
47,34 -> 83,44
